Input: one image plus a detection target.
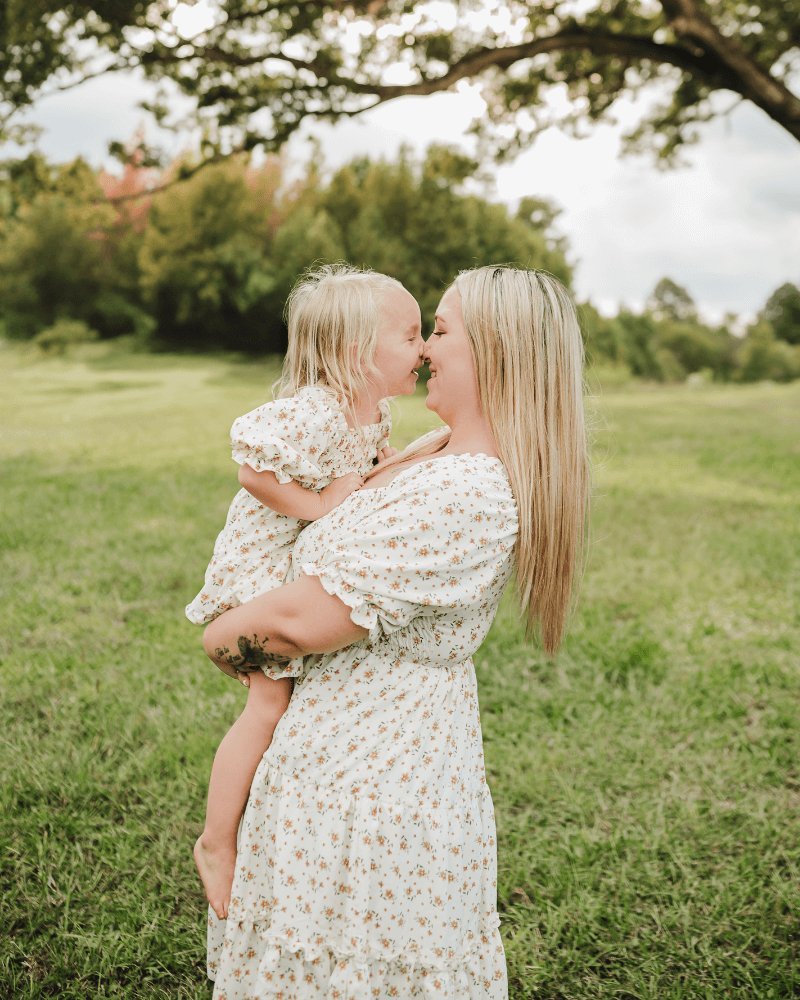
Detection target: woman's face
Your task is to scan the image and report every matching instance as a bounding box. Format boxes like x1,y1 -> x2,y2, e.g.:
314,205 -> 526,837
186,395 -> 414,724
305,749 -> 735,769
371,285 -> 425,397
424,285 -> 481,421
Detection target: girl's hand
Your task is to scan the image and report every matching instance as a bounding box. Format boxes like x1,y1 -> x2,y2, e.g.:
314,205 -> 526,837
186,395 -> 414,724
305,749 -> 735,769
378,446 -> 399,462
318,472 -> 364,516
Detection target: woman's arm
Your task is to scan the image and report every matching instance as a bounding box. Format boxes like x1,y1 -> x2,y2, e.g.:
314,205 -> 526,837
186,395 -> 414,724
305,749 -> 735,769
238,464 -> 363,521
203,574 -> 368,677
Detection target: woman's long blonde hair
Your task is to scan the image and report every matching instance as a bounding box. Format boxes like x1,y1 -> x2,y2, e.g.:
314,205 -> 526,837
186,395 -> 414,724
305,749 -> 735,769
275,263 -> 403,420
378,265 -> 590,655
456,266 -> 590,655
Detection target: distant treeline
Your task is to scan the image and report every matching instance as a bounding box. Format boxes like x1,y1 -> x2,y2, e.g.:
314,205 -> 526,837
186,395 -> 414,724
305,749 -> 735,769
1,145 -> 798,382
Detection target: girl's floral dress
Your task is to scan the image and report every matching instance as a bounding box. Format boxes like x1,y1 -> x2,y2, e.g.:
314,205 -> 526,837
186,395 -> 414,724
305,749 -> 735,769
207,449 -> 519,999
186,386 -> 391,624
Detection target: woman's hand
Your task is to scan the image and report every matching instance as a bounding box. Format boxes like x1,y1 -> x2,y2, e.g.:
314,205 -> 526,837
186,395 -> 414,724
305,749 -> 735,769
203,576 -> 369,674
378,446 -> 399,462
210,654 -> 252,686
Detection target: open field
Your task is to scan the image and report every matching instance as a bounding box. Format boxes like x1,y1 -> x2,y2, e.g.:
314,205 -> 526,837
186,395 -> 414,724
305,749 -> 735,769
1,340 -> 798,998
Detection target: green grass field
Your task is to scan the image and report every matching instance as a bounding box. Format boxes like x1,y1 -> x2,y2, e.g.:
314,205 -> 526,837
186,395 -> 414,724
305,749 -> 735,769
1,340 -> 798,998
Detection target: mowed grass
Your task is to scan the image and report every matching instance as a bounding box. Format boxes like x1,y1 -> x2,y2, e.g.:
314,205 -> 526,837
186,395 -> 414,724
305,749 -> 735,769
1,339 -> 798,998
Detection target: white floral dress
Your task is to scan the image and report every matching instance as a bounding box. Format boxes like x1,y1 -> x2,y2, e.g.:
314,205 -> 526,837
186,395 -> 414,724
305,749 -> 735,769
206,451 -> 519,999
186,387 -> 391,624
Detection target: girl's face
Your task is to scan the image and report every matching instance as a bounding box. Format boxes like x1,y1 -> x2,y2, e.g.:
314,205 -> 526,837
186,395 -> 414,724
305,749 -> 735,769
424,286 -> 481,422
371,286 -> 425,397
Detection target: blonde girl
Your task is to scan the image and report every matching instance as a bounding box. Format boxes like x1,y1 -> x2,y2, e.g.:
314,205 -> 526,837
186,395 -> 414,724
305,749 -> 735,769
189,263 -> 424,919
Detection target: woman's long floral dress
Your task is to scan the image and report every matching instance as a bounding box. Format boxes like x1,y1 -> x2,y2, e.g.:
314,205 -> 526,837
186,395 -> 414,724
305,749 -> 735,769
207,451 -> 519,999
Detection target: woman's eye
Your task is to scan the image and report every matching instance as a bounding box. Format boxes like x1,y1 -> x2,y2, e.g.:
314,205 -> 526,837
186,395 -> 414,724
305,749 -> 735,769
431,329 -> 444,337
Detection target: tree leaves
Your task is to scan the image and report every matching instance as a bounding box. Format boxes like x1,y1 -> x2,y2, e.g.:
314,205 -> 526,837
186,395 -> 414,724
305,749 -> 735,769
2,2 -> 797,166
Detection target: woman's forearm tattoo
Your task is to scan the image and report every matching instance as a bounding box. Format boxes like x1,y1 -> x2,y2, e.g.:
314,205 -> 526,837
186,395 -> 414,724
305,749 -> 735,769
214,634 -> 288,672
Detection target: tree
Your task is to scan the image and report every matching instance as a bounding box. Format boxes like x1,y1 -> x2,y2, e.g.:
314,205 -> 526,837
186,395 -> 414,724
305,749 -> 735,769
314,146 -> 572,323
0,159 -> 121,338
655,318 -> 733,374
2,1 -> 798,170
138,157 -> 278,350
0,143 -> 573,350
647,276 -> 698,323
761,282 -> 800,345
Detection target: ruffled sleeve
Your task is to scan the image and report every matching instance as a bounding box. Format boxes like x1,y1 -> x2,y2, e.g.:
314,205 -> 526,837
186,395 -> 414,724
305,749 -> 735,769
230,392 -> 336,486
297,458 -> 518,643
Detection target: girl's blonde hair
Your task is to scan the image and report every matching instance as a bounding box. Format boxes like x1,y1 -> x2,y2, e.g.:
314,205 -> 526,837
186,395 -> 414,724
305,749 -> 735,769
455,266 -> 590,655
276,263 -> 404,418
375,265 -> 590,655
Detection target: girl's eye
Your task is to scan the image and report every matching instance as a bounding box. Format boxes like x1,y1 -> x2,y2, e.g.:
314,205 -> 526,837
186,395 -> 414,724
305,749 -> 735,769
431,329 -> 444,337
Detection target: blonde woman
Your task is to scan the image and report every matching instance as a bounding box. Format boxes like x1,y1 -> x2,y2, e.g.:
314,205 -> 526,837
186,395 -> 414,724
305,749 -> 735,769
202,265 -> 590,997
189,264 -> 424,922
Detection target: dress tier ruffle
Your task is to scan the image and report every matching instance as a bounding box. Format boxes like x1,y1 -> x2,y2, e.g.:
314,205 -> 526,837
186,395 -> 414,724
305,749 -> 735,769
207,756 -> 507,999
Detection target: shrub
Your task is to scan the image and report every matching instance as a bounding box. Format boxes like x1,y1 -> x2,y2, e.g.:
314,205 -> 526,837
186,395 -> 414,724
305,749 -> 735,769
33,319 -> 100,355
736,323 -> 800,382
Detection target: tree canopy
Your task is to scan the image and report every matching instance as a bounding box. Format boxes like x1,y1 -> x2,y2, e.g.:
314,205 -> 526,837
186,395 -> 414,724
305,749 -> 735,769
2,1 -> 798,167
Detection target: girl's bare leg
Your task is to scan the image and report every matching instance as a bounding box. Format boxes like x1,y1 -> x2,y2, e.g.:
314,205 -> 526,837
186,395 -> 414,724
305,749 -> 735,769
194,670 -> 292,918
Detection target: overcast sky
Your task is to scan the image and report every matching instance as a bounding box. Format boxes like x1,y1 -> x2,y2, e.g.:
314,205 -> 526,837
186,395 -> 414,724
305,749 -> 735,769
8,56 -> 799,324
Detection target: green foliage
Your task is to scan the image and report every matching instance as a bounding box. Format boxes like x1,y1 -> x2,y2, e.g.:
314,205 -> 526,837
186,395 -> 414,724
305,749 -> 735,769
647,276 -> 697,323
135,145 -> 572,350
0,162 -> 115,338
1,344 -> 799,996
0,146 -> 796,384
0,151 -> 57,221
657,318 -> 736,377
33,318 -> 100,354
761,281 -> 800,345
0,156 -> 152,340
311,147 -> 571,325
139,158 -> 277,351
735,321 -> 800,382
582,293 -> 747,384
2,2 -> 798,167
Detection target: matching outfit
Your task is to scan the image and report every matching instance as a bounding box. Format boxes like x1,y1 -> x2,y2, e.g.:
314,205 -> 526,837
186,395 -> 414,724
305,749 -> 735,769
186,386 -> 391,624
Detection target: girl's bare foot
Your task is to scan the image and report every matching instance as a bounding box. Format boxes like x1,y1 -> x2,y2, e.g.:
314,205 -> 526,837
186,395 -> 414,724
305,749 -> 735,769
193,834 -> 237,919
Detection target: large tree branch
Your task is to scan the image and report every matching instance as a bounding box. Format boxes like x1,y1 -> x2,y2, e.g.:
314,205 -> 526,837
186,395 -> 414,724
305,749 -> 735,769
147,28 -> 740,95
659,0 -> 800,139
367,30 -> 735,97
131,20 -> 798,147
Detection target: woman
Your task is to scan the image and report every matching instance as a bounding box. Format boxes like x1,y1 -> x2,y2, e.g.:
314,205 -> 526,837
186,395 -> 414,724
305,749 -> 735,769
202,265 -> 590,997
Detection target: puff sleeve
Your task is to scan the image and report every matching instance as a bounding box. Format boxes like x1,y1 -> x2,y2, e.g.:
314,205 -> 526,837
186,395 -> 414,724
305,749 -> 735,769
296,460 -> 518,644
230,393 -> 335,486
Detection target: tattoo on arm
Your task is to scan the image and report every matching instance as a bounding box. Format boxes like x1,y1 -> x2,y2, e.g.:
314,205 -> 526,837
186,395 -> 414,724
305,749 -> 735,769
214,634 -> 290,672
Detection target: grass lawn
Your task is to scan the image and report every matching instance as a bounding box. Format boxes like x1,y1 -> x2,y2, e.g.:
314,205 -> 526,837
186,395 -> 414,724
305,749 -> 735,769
1,340 -> 798,998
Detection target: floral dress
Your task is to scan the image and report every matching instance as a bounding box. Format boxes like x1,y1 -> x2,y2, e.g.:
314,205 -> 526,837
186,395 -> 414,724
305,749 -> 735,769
206,450 -> 519,999
186,386 -> 391,624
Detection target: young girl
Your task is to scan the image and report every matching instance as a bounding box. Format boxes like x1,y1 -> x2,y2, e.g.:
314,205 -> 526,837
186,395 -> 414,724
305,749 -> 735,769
189,263 -> 424,919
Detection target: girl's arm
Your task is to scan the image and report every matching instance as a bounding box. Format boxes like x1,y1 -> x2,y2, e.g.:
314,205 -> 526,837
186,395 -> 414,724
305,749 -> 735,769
203,574 -> 368,677
238,464 -> 362,520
